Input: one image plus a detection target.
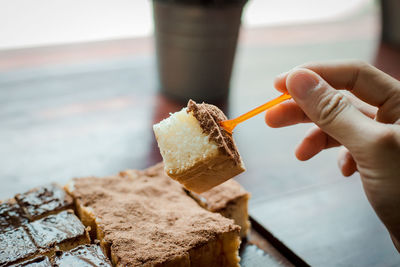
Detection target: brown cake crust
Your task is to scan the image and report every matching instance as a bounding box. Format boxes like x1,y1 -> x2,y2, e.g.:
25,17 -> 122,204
187,100 -> 241,166
70,163 -> 240,266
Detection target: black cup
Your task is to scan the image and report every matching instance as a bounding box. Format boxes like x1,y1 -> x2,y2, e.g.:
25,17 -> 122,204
381,0 -> 400,46
153,0 -> 247,103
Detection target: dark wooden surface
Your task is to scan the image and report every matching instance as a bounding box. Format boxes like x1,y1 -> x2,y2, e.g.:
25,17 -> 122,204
1,3 -> 400,266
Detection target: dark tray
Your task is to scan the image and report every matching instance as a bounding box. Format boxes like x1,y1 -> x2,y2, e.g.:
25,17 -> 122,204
240,217 -> 307,267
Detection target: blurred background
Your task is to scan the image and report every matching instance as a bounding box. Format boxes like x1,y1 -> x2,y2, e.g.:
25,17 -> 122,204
1,0 -> 400,266
0,0 -> 370,50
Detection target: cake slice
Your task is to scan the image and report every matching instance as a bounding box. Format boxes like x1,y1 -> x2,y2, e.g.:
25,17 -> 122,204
66,163 -> 241,267
15,183 -> 74,221
0,227 -> 38,266
0,198 -> 28,233
153,100 -> 245,193
128,164 -> 251,238
188,179 -> 251,238
53,244 -> 112,267
25,210 -> 90,257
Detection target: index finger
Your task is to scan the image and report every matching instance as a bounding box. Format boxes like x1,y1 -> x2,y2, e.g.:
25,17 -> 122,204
265,92 -> 377,128
274,61 -> 400,107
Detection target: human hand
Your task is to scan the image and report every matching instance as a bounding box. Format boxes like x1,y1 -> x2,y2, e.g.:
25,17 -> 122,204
265,61 -> 400,251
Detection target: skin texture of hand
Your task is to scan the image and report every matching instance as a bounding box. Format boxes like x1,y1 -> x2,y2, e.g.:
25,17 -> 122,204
265,61 -> 400,252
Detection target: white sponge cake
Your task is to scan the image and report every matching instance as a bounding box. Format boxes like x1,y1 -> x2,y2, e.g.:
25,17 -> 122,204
153,100 -> 245,193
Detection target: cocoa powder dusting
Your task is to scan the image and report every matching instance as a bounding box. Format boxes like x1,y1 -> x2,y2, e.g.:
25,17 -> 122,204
187,100 -> 242,165
71,163 -> 240,266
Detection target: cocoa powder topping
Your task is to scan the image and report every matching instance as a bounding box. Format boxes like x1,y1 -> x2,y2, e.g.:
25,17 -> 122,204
187,100 -> 242,165
198,179 -> 250,211
70,163 -> 239,266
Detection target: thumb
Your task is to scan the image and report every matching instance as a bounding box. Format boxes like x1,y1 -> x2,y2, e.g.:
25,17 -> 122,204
286,68 -> 380,152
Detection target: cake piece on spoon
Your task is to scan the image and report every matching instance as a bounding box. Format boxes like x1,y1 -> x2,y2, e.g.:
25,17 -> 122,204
153,100 -> 245,193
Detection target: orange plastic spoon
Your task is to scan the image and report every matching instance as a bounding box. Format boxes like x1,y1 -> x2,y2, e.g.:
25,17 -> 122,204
220,93 -> 292,134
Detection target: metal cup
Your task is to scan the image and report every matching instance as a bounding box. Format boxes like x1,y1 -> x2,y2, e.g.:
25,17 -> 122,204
153,1 -> 246,103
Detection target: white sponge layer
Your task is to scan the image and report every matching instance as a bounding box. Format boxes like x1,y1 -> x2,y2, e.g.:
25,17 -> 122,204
153,108 -> 219,174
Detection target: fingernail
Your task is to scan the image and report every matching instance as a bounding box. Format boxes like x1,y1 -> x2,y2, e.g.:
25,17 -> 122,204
286,70 -> 319,100
338,156 -> 345,170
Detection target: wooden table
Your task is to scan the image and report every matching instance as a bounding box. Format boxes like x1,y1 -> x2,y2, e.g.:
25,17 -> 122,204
1,4 -> 399,266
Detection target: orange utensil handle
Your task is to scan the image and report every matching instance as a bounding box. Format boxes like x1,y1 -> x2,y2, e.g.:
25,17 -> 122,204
220,93 -> 292,134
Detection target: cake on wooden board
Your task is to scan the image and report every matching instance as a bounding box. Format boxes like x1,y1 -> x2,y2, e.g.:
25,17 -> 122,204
66,163 -> 242,267
153,100 -> 245,193
2,163 -> 251,266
